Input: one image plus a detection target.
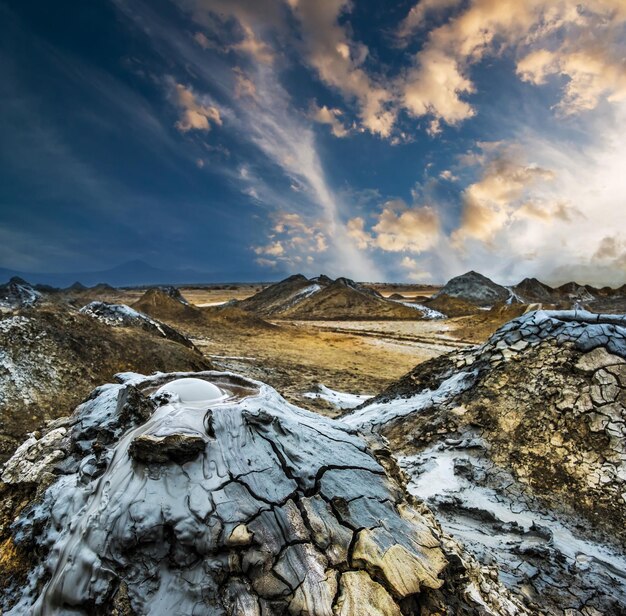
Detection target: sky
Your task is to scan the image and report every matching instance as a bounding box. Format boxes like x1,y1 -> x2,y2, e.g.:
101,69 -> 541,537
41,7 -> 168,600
1,0 -> 626,285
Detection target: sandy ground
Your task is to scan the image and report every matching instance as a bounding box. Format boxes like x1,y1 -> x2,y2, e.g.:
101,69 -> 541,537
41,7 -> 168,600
364,284 -> 442,298
191,318 -> 476,417
193,324 -> 430,417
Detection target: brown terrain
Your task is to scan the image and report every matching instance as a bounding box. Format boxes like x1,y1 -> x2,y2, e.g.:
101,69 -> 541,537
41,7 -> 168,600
2,272 -> 626,614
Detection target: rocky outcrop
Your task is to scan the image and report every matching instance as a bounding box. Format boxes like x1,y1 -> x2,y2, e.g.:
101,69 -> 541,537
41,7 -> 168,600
1,372 -> 528,615
350,310 -> 626,614
237,274 -> 316,316
511,277 -> 556,303
239,275 -> 435,320
131,287 -> 200,323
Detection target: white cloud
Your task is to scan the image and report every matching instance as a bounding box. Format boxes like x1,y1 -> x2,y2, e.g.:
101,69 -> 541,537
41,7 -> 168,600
396,0 -> 463,41
451,144 -> 556,245
254,240 -> 284,257
347,200 -> 441,254
288,0 -> 395,137
399,0 -> 626,126
403,47 -> 475,125
171,82 -> 222,132
400,256 -> 433,282
309,103 -> 350,138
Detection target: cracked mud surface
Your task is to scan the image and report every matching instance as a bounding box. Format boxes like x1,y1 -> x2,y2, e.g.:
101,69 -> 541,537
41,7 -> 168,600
3,306 -> 626,615
354,310 -> 626,614
1,372 -> 528,615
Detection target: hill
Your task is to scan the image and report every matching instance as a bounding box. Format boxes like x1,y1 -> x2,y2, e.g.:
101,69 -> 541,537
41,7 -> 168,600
0,277 -> 43,311
0,304 -> 210,462
132,287 -> 201,323
433,270 -> 511,307
511,277 -> 556,303
346,309 -> 626,613
238,275 -> 435,320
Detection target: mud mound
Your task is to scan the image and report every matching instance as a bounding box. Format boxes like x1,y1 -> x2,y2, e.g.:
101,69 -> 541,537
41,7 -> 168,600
0,305 -> 210,462
80,301 -> 193,348
279,278 -> 423,320
512,277 -> 555,303
236,274 -> 317,316
347,310 -> 626,613
423,293 -> 482,317
240,275 -> 429,320
1,371 -> 528,615
435,271 -> 510,307
0,278 -> 42,311
132,286 -> 200,321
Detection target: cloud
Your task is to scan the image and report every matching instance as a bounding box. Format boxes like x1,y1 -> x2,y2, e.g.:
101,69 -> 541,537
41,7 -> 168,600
403,47 -> 475,126
287,0 -> 395,137
255,257 -> 279,268
452,144 -> 556,245
309,103 -> 350,138
348,200 -> 441,254
182,0 -> 626,141
193,32 -> 212,49
593,235 -> 623,260
439,169 -> 458,181
517,47 -> 626,115
233,68 -> 257,99
399,256 -> 433,282
231,23 -> 274,64
514,200 -> 580,223
398,0 -> 626,127
171,82 -> 222,132
346,217 -> 370,250
254,240 -> 284,257
427,100 -> 626,286
396,0 -> 463,41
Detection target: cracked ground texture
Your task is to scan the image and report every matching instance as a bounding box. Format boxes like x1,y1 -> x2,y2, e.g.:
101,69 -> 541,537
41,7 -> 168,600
0,371 -> 528,615
3,310 -> 626,615
358,310 -> 626,615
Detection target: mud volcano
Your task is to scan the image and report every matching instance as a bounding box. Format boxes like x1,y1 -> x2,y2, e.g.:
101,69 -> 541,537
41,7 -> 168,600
2,371 -> 526,615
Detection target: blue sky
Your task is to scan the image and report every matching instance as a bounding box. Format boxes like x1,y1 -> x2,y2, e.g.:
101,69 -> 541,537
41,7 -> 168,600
1,0 -> 626,284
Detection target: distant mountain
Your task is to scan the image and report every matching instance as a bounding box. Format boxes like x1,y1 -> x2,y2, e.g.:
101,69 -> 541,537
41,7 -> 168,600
434,271 -> 510,307
0,260 -> 257,288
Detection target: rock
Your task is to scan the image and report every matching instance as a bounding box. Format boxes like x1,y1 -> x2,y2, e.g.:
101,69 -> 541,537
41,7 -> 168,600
352,527 -> 446,597
226,524 -> 253,547
1,428 -> 68,484
128,432 -> 207,464
433,271 -> 510,307
80,301 -> 194,348
0,278 -> 41,311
